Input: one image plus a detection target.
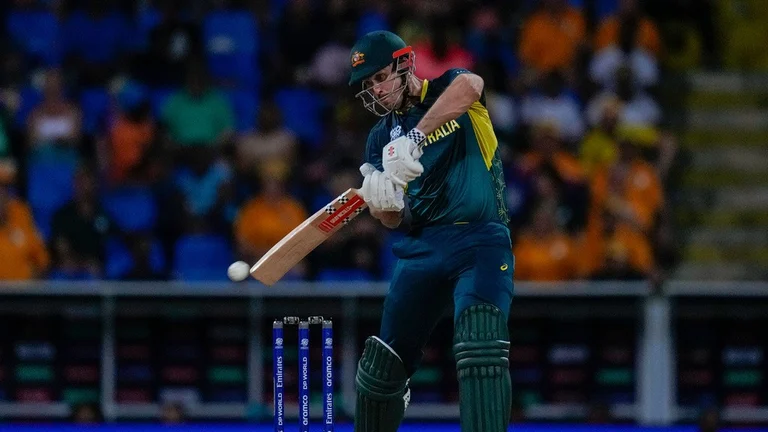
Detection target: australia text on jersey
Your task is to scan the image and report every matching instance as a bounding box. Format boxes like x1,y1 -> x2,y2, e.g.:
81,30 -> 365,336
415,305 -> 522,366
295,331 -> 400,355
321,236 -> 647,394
424,119 -> 461,146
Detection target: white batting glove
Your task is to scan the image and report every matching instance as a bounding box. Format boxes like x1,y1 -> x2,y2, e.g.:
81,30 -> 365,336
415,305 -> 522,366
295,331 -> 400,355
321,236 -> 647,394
359,163 -> 404,211
382,129 -> 425,187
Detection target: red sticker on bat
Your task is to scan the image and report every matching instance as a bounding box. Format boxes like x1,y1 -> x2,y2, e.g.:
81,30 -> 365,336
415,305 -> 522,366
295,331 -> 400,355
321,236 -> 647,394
318,194 -> 365,233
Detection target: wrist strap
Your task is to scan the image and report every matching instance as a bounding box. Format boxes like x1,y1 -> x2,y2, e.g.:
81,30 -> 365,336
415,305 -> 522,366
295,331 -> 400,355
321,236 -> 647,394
407,128 -> 426,145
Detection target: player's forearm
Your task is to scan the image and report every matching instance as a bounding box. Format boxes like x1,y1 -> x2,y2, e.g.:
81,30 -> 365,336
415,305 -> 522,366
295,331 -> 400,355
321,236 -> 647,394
415,74 -> 484,135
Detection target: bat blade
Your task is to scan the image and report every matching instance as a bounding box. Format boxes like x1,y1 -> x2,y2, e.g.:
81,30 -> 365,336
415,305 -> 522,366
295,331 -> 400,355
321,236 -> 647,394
250,188 -> 367,285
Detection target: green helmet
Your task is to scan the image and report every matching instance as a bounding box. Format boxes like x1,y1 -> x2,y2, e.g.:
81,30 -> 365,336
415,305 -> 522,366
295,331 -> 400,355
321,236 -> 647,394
348,31 -> 408,87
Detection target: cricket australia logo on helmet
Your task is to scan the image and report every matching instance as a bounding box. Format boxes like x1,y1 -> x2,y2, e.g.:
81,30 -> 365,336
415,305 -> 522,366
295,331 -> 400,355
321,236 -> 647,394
351,51 -> 365,67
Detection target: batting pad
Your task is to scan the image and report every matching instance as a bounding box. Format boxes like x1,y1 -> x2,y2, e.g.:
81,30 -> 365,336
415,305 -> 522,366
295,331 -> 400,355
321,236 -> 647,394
354,336 -> 410,432
453,304 -> 512,432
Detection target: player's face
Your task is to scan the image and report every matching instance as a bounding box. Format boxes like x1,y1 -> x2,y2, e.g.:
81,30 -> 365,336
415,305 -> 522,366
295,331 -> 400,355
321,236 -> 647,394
361,65 -> 405,110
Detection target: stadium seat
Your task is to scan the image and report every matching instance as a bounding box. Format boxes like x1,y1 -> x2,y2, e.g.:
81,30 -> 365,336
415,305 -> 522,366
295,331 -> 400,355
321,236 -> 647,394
274,88 -> 328,149
80,88 -> 111,136
26,155 -> 78,240
316,268 -> 374,282
102,187 -> 158,233
203,11 -> 260,87
5,10 -> 62,66
172,234 -> 233,281
14,86 -> 43,129
224,89 -> 259,132
104,237 -> 166,280
150,87 -> 178,118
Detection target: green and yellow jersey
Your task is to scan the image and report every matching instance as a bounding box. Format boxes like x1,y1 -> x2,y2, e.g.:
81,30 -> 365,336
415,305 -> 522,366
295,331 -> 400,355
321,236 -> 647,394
364,68 -> 510,232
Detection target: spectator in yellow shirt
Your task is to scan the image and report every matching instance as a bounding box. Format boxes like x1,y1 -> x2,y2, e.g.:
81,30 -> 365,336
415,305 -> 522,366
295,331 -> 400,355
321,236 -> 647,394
0,167 -> 50,280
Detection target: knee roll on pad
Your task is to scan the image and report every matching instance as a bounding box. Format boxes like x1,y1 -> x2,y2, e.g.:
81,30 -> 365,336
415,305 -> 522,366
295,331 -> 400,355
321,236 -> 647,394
354,336 -> 410,432
453,304 -> 512,432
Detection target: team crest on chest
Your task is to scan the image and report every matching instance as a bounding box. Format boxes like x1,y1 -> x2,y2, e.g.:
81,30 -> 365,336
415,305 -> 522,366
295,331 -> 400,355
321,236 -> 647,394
390,125 -> 402,140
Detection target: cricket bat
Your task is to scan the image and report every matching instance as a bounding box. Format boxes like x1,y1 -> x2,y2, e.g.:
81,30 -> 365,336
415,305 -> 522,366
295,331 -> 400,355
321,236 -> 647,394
250,188 -> 368,285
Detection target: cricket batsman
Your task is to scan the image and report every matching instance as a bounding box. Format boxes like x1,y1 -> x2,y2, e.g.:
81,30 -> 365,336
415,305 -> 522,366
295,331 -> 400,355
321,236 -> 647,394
349,31 -> 515,431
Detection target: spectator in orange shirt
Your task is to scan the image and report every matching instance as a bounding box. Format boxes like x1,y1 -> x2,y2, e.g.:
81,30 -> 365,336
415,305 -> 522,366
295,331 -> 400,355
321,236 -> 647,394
513,202 -> 578,281
0,168 -> 50,280
581,210 -> 654,280
594,0 -> 661,57
103,81 -> 157,185
590,134 -> 663,235
233,162 -> 308,277
519,0 -> 586,74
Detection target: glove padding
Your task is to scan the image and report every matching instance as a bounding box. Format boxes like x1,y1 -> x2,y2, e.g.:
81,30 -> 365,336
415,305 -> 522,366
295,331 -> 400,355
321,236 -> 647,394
382,135 -> 424,187
360,163 -> 404,212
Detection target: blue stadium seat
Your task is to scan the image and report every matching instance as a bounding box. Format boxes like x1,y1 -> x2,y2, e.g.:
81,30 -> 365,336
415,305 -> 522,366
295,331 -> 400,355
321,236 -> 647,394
316,268 -> 374,282
357,12 -> 389,38
150,87 -> 178,118
6,11 -> 62,66
274,88 -> 327,149
172,234 -> 233,281
14,86 -> 43,129
203,11 -> 260,87
102,187 -> 157,233
596,0 -> 619,19
80,88 -> 110,136
104,237 -> 166,280
26,155 -> 78,240
224,89 -> 258,132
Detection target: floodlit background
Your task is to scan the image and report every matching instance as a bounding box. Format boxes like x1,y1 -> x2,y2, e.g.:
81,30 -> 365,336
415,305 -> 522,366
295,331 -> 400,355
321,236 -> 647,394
0,0 -> 766,431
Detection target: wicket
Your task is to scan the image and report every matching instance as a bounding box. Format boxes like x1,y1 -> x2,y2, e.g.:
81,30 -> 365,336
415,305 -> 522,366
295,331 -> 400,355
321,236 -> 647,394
273,316 -> 334,432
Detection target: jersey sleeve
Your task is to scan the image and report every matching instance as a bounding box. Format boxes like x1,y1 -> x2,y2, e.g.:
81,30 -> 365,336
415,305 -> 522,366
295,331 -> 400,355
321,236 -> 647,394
423,68 -> 486,106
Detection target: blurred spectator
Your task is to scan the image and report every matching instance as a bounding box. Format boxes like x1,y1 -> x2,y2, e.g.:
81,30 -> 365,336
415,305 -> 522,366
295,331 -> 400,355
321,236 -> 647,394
521,71 -> 585,143
580,96 -> 620,176
160,401 -> 186,424
122,234 -> 166,281
519,122 -> 586,188
590,1 -> 659,91
50,164 -> 114,279
277,0 -> 332,82
591,133 -> 663,236
584,210 -> 653,280
518,0 -> 586,75
62,0 -> 134,86
594,0 -> 661,57
413,20 -> 474,80
102,80 -> 158,185
0,164 -> 49,280
161,64 -> 234,149
235,100 -> 297,178
233,161 -> 307,274
513,202 -> 578,281
70,402 -> 102,424
0,112 -> 9,157
516,122 -> 589,233
172,151 -> 235,234
26,68 -> 82,155
582,134 -> 663,279
131,0 -> 204,87
309,24 -> 355,88
586,66 -> 661,127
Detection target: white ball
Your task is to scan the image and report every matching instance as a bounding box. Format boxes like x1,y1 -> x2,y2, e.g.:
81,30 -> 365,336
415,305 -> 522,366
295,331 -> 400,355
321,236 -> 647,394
227,261 -> 251,282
